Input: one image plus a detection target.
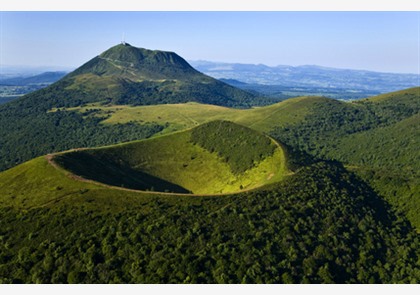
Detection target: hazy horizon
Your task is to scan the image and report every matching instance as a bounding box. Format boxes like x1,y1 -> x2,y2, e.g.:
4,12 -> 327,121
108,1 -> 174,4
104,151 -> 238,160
1,11 -> 419,74
1,59 -> 419,76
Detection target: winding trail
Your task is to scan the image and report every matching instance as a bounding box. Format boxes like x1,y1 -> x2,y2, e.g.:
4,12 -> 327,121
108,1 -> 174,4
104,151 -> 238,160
26,190 -> 81,210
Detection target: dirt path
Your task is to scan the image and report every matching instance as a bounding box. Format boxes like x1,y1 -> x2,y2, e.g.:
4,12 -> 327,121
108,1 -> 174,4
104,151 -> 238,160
26,190 -> 80,210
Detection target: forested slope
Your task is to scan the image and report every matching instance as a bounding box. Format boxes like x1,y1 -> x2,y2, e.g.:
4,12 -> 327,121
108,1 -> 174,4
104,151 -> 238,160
270,87 -> 420,229
0,43 -> 256,172
0,161 -> 418,283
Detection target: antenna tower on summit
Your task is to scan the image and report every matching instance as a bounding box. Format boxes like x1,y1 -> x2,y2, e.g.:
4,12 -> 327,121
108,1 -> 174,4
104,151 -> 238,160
121,33 -> 126,45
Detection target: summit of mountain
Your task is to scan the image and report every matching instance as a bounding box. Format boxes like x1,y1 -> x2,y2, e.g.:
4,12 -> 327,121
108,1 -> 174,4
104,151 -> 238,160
68,43 -> 200,81
58,43 -> 255,107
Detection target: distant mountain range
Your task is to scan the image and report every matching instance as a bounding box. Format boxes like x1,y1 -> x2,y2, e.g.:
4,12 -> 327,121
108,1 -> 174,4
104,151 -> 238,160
190,60 -> 419,94
2,59 -> 418,103
0,71 -> 69,105
0,71 -> 67,86
0,44 -> 254,106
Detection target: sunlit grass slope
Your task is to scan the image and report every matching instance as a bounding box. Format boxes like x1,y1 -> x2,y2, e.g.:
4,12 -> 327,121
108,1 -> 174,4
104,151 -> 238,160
0,121 -> 289,209
61,95 -> 326,135
0,155 -> 173,211
53,121 -> 289,195
361,87 -> 419,103
0,156 -> 103,209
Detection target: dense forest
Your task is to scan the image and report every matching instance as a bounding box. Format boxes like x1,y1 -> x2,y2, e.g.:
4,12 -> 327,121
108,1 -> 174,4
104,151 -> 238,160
0,81 -> 165,172
0,161 -> 418,283
190,121 -> 276,174
270,88 -> 420,230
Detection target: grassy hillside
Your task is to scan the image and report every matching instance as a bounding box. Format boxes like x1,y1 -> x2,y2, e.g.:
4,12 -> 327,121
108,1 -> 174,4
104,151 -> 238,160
61,87 -> 419,139
0,92 -> 318,173
190,121 -> 276,174
53,121 -> 288,195
363,87 -> 420,103
64,43 -> 255,107
270,87 -> 420,229
0,43 -> 256,172
333,113 -> 419,173
0,159 -> 418,283
2,87 -> 418,229
63,95 -> 322,135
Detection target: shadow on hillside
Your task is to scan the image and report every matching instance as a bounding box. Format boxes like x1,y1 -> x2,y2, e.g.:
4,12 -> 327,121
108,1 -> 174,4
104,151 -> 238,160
54,152 -> 192,194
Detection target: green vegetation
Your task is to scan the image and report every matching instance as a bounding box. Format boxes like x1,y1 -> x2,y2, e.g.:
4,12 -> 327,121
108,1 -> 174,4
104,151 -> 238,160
334,114 -> 420,229
0,95 -> 18,105
58,87 -> 419,229
65,43 -> 255,107
54,151 -> 191,194
191,121 -> 276,174
270,87 -> 420,230
1,86 -> 418,227
0,43 -> 261,172
0,41 -> 418,284
63,95 -> 318,135
0,89 -> 163,172
53,122 -> 287,194
0,160 -> 418,283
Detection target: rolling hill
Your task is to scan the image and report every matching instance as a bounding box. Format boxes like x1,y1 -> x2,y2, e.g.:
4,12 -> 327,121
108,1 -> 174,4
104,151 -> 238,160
52,121 -> 288,195
0,119 -> 418,283
270,87 -> 420,229
51,87 -> 420,229
0,41 -> 418,284
0,120 -> 288,206
0,43 -> 256,172
59,95 -> 321,135
1,84 -> 418,230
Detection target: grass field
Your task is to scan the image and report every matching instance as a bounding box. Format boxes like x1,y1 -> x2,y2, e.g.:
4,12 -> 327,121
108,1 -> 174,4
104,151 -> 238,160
57,95 -> 327,135
0,155 -> 181,213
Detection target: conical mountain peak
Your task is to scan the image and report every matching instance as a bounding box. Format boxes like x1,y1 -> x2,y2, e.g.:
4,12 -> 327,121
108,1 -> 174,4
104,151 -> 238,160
48,43 -> 255,107
71,43 -> 199,80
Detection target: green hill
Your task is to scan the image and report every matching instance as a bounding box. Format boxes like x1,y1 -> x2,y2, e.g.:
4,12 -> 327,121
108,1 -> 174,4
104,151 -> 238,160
52,121 -> 287,195
0,155 -> 418,283
1,86 -> 418,227
1,86 -> 418,229
270,87 -> 420,229
0,87 -> 419,283
63,43 -> 255,107
0,43 -> 256,172
331,113 -> 420,228
62,95 -> 323,135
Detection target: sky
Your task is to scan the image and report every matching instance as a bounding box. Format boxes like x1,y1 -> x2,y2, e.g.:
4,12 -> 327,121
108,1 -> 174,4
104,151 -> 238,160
0,11 -> 419,74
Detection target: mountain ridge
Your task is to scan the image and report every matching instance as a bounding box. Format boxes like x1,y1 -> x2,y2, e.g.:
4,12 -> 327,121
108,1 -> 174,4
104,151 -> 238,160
68,43 -> 199,81
190,60 -> 419,93
58,43 -> 255,107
